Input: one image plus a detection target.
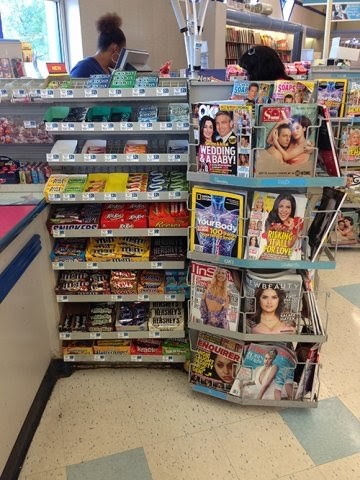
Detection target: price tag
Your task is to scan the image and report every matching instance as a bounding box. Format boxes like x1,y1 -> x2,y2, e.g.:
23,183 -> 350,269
151,261 -> 163,269
174,86 -> 187,96
147,154 -> 159,162
101,122 -> 114,131
131,355 -> 143,362
85,89 -> 98,97
84,154 -> 97,162
62,193 -> 76,201
137,294 -> 149,301
165,294 -> 176,301
147,192 -> 160,200
160,122 -> 173,131
0,89 -> 8,97
111,295 -> 123,302
53,261 -> 65,269
168,191 -> 182,199
117,331 -> 129,338
48,193 -> 61,201
60,332 -> 72,340
156,87 -> 170,96
82,123 -> 95,131
41,89 -> 54,98
53,229 -> 65,238
90,332 -> 102,339
101,229 -> 114,237
108,88 -> 122,97
176,122 -> 189,130
86,262 -> 99,269
29,89 -> 41,98
168,154 -> 181,162
24,120 -> 36,128
13,89 -> 26,98
163,355 -> 174,362
120,122 -> 134,131
60,89 -> 74,98
125,192 -> 139,200
104,154 -> 117,162
47,153 -> 60,162
149,331 -> 161,338
94,354 -> 106,361
82,193 -> 96,201
57,295 -> 69,302
104,193 -> 117,201
126,154 -> 139,162
148,228 -> 160,236
140,122 -> 153,131
132,88 -> 146,96
46,122 -> 59,131
61,122 -> 75,131
64,354 -> 75,362
63,154 -> 75,162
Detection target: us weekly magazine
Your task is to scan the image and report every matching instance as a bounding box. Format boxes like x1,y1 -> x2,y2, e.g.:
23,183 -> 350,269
254,104 -> 318,177
192,102 -> 253,177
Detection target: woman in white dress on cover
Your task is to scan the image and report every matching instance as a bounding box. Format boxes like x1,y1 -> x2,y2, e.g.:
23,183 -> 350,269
242,349 -> 278,400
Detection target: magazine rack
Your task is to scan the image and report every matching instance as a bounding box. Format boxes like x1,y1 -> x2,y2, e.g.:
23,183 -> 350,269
186,79 -> 345,408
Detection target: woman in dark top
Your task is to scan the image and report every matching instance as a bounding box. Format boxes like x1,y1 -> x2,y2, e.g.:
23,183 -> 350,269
70,13 -> 126,78
239,46 -> 293,81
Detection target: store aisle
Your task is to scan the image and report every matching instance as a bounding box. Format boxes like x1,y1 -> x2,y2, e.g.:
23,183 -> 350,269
18,251 -> 360,480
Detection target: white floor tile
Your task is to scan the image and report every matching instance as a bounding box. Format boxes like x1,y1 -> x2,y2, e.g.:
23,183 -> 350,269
23,466 -> 67,480
316,452 -> 360,479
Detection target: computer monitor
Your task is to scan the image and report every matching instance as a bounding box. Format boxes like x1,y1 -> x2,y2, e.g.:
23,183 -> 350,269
114,48 -> 152,72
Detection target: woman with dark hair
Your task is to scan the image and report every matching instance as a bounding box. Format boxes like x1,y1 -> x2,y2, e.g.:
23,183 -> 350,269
71,13 -> 126,77
248,285 -> 296,334
199,115 -> 217,145
265,193 -> 297,232
239,46 -> 293,81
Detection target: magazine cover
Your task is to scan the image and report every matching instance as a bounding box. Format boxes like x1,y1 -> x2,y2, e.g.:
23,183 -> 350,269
329,209 -> 360,246
242,270 -> 303,334
230,80 -> 273,106
190,261 -> 241,331
272,80 -> 317,104
192,102 -> 253,177
345,80 -> 360,117
245,190 -> 308,261
343,169 -> 360,203
307,187 -> 347,261
294,344 -> 320,400
190,186 -> 245,258
254,104 -> 318,177
229,343 -> 297,400
190,332 -> 244,392
317,105 -> 341,177
317,79 -> 348,118
339,124 -> 360,164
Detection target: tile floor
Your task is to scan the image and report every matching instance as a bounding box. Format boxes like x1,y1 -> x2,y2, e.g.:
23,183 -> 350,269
18,251 -> 360,480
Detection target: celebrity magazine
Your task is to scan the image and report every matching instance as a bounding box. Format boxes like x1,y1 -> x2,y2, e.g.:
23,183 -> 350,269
242,270 -> 303,334
192,102 -> 253,177
190,332 -> 244,392
230,80 -> 273,106
190,261 -> 241,332
229,342 -> 297,400
254,104 -> 318,177
329,208 -> 360,246
272,80 -> 317,103
307,187 -> 347,261
190,186 -> 246,258
245,190 -> 308,261
344,80 -> 360,118
339,124 -> 360,165
317,79 -> 348,118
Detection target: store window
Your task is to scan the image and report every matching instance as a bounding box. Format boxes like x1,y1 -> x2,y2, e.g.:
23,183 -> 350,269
0,0 -> 65,62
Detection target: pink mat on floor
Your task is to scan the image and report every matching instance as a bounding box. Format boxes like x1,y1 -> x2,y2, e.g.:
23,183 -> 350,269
0,205 -> 36,239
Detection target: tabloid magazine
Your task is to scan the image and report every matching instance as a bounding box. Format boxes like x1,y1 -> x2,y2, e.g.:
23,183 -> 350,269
317,79 -> 348,117
271,80 -> 317,103
230,80 -> 273,106
245,190 -> 308,261
192,102 -> 253,177
190,332 -> 244,392
329,208 -> 360,246
190,261 -> 241,331
339,124 -> 360,165
229,342 -> 297,400
345,80 -> 360,117
254,104 -> 318,177
190,186 -> 246,258
242,270 -> 303,334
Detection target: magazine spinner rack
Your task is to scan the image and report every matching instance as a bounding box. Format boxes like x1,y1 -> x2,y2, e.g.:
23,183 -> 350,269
186,79 -> 345,408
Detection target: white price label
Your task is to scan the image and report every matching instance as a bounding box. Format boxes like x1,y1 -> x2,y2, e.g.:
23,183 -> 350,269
168,154 -> 181,162
104,154 -> 118,162
82,193 -> 96,201
0,89 -> 8,97
132,88 -> 146,96
84,154 -> 97,162
24,120 -> 36,128
168,191 -> 182,199
53,262 -> 65,269
94,354 -> 106,361
148,228 -> 160,236
63,154 -> 75,162
147,154 -> 159,162
60,89 -> 74,98
137,294 -> 149,301
48,193 -> 61,201
156,87 -> 170,96
41,89 -> 54,98
101,229 -> 114,237
61,122 -> 75,131
53,229 -> 65,238
111,295 -> 123,302
147,192 -> 160,200
120,122 -> 134,131
117,331 -> 129,338
62,193 -> 76,201
176,122 -> 189,130
86,262 -> 98,269
165,294 -> 176,301
13,89 -> 26,98
140,122 -> 153,131
125,192 -> 139,200
160,122 -> 173,131
151,261 -> 163,269
101,122 -> 114,131
47,154 -> 60,162
90,332 -> 102,339
60,332 -> 72,340
64,354 -> 75,362
174,87 -> 187,96
57,295 -> 69,302
163,355 -> 174,362
104,193 -> 117,201
149,331 -> 161,338
82,123 -> 95,131
46,122 -> 59,131
108,88 -> 122,97
29,89 -> 41,98
85,89 -> 98,97
126,154 -> 139,162
131,355 -> 143,362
